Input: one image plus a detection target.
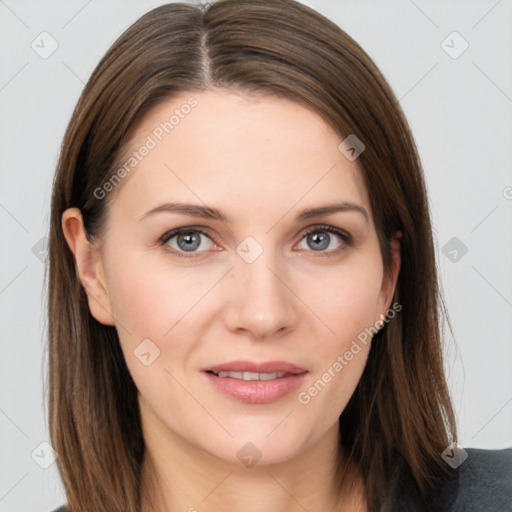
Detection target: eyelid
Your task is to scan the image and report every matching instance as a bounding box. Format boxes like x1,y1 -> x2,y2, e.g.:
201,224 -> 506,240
158,225 -> 213,245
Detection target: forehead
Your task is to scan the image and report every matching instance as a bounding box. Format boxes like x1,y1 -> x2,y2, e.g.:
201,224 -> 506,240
107,88 -> 371,223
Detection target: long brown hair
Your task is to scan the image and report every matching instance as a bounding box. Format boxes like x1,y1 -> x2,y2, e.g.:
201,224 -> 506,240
45,1 -> 457,511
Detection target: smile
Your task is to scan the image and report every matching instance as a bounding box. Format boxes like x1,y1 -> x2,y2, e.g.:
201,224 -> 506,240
210,371 -> 288,381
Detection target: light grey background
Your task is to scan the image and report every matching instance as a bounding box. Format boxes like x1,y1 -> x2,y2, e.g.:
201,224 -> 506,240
1,0 -> 511,510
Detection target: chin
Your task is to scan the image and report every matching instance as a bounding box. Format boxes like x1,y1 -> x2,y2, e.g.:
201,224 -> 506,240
197,425 -> 310,468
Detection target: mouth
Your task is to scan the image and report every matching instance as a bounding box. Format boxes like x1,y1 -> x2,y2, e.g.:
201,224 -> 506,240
202,360 -> 307,375
205,370 -> 292,381
201,361 -> 308,403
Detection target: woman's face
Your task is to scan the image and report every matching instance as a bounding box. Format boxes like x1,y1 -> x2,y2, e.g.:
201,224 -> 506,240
68,88 -> 400,466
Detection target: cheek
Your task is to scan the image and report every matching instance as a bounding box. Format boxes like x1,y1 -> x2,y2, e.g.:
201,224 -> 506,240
105,261 -> 198,408
310,257 -> 384,346
103,252 -> 217,384
104,250 -> 210,336
294,258 -> 382,417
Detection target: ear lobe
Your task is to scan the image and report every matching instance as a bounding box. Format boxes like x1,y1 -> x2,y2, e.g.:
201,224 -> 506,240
61,208 -> 115,326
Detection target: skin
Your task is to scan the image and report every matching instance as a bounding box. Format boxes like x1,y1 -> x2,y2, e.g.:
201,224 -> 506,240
62,88 -> 401,512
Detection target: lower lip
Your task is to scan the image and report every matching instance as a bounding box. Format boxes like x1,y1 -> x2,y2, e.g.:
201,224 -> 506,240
202,371 -> 308,404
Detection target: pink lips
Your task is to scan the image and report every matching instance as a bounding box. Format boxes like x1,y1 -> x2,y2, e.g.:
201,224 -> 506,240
201,360 -> 308,404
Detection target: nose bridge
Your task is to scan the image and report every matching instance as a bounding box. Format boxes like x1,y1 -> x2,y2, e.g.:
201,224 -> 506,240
238,250 -> 281,299
225,235 -> 295,336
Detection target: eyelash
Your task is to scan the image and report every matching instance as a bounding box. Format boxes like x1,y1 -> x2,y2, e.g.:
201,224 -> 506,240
158,224 -> 353,259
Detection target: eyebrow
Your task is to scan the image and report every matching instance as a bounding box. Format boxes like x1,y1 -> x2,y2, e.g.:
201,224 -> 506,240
139,201 -> 369,224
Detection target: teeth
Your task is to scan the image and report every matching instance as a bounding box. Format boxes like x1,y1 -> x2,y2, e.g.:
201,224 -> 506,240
216,371 -> 287,381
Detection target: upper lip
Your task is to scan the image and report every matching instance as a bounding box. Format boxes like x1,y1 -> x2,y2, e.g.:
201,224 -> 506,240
203,360 -> 308,375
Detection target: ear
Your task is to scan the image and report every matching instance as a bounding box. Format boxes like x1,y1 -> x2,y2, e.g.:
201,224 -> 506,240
376,231 -> 402,323
61,208 -> 115,326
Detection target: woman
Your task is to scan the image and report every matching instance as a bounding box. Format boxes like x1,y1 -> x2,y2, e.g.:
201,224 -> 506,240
46,1 -> 511,511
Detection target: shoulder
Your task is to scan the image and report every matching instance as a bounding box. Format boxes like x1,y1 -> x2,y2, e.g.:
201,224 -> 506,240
50,506 -> 68,512
450,447 -> 512,511
394,447 -> 512,511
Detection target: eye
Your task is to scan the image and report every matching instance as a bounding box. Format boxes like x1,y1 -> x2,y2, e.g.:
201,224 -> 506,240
159,227 -> 216,258
158,224 -> 353,259
296,225 -> 352,254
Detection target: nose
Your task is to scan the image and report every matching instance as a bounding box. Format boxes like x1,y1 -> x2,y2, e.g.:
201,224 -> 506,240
222,247 -> 298,339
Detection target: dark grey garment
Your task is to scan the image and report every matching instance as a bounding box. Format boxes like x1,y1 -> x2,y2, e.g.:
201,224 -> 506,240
50,447 -> 511,512
393,447 -> 512,511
